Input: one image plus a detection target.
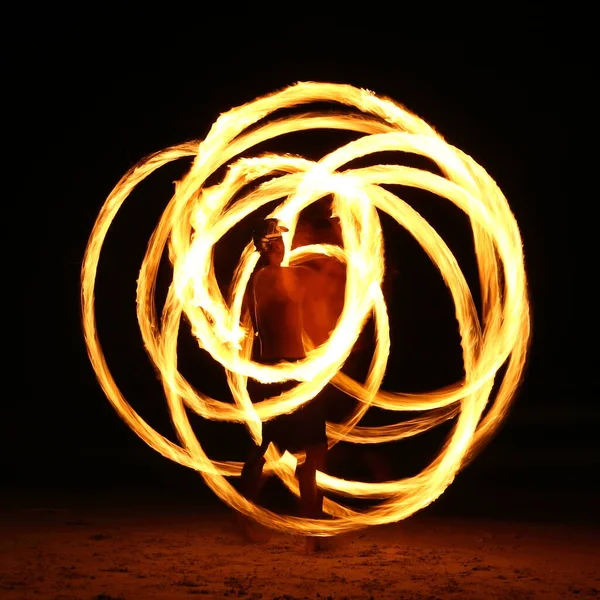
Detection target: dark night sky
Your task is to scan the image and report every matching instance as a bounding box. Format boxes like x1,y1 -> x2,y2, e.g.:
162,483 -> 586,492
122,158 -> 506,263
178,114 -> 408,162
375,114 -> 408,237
10,31 -> 583,516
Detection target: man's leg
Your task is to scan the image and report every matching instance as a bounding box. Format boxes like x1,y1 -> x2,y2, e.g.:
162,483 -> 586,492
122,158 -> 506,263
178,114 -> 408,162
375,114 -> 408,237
297,442 -> 327,551
297,443 -> 326,517
240,443 -> 267,502
238,442 -> 270,542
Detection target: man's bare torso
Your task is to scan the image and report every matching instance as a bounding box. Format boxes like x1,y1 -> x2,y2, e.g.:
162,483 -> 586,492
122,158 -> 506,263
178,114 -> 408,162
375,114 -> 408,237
251,262 -> 343,360
252,265 -> 307,359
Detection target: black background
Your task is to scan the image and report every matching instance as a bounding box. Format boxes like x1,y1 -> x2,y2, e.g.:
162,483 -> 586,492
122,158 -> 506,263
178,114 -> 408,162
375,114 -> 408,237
10,30 -> 583,521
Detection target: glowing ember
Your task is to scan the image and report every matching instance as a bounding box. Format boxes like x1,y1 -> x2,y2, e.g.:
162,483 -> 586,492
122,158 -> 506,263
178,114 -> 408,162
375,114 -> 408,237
81,82 -> 531,536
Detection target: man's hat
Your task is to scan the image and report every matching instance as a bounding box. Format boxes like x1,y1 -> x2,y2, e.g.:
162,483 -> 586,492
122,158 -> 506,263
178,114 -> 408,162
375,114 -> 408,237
252,218 -> 289,250
255,218 -> 289,239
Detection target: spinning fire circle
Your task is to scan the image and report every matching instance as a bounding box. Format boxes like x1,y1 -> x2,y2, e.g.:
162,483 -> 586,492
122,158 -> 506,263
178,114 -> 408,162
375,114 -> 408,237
81,82 -> 531,536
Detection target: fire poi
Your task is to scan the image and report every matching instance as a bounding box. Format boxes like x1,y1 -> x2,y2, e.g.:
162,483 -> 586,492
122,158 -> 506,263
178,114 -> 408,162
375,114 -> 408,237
81,82 -> 531,536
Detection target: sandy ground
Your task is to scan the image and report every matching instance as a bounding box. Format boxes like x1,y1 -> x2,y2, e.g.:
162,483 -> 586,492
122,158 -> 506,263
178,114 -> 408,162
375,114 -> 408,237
1,496 -> 598,600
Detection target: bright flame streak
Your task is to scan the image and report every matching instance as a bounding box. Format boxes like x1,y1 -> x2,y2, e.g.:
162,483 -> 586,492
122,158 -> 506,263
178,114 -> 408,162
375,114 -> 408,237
81,82 -> 531,536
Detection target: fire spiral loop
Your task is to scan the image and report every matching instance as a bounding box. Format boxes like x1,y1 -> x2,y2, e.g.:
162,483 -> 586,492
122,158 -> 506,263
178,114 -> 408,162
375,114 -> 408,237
81,82 -> 531,536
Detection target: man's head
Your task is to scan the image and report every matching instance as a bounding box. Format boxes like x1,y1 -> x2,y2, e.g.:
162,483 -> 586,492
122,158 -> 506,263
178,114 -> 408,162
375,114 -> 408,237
252,218 -> 289,265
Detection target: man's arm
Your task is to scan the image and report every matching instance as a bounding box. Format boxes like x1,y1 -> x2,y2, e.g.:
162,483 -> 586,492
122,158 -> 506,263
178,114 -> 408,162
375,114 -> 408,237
242,271 -> 259,332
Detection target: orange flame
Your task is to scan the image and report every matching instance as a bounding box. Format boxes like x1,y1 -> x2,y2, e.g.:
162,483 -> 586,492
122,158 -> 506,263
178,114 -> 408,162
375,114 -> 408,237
81,82 -> 531,536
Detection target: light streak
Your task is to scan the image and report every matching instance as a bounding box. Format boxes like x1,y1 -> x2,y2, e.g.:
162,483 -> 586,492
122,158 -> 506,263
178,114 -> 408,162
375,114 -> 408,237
81,82 -> 531,536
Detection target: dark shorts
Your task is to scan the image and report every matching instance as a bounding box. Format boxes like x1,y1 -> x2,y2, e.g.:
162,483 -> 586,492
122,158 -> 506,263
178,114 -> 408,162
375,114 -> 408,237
250,358 -> 330,454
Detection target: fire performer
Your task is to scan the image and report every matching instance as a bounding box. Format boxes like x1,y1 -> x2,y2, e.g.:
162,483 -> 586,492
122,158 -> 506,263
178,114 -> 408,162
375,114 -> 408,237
239,217 -> 342,551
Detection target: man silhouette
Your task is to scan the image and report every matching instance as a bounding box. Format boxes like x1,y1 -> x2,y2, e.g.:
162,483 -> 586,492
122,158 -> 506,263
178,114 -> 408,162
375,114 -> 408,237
239,217 -> 341,551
